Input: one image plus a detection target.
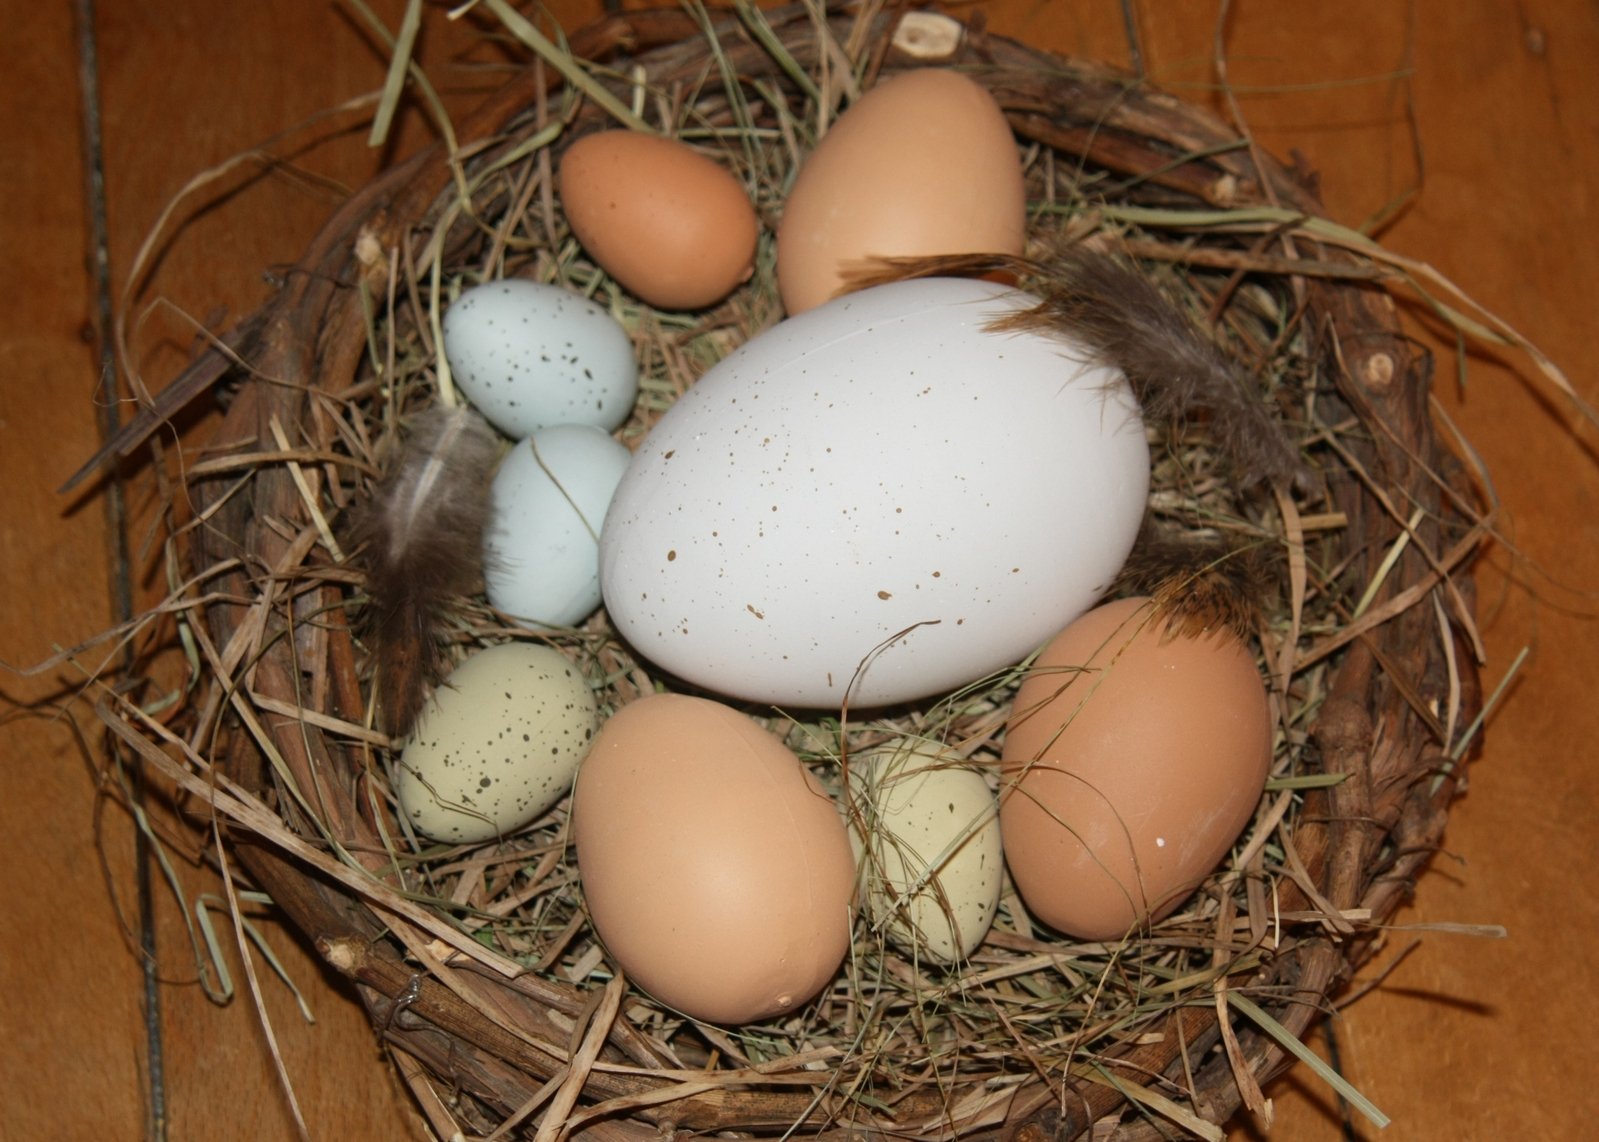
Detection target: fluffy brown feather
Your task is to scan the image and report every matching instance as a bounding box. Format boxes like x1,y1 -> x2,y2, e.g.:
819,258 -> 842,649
1114,519 -> 1271,641
344,405 -> 501,737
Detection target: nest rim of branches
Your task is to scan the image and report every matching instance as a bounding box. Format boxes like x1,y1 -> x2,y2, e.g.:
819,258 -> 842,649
91,4 -> 1514,1140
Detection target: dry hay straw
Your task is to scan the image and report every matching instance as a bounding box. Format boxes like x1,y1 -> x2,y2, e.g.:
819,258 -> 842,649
82,2 -> 1538,1138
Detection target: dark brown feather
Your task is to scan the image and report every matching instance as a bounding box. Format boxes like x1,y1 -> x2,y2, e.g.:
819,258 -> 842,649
344,405 -> 501,736
1115,519 -> 1271,641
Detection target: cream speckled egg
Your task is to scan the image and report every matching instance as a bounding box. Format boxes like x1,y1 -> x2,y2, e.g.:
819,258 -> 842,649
850,738 -> 1003,964
396,642 -> 599,844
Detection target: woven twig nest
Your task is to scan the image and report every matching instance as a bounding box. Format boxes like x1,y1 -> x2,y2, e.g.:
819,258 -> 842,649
112,4 -> 1486,1139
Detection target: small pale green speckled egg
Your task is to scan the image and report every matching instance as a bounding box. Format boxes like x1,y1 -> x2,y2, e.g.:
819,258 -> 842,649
396,642 -> 599,844
849,737 -> 1003,964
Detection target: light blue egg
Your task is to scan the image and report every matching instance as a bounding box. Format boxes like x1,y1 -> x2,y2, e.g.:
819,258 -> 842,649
486,424 -> 632,629
444,279 -> 637,438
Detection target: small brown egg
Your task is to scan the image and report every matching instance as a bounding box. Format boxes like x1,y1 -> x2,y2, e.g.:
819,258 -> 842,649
571,693 -> 855,1024
558,131 -> 758,310
775,68 -> 1027,314
999,597 -> 1272,941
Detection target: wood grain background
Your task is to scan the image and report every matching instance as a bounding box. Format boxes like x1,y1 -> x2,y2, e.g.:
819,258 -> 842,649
4,1 -> 1595,1138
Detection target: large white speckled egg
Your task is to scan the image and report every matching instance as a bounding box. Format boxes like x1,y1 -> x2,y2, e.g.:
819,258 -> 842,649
442,279 -> 637,438
396,642 -> 599,844
597,277 -> 1148,708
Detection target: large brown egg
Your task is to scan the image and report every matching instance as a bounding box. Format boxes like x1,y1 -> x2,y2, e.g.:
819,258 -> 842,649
775,68 -> 1027,314
558,131 -> 758,310
571,693 -> 854,1024
999,597 -> 1272,940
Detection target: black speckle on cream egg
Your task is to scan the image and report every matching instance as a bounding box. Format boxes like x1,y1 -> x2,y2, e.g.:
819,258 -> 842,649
395,642 -> 599,845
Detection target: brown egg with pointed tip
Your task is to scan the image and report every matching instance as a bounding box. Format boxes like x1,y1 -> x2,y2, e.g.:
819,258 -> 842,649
558,130 -> 758,310
775,67 -> 1027,314
999,597 -> 1272,941
572,693 -> 855,1024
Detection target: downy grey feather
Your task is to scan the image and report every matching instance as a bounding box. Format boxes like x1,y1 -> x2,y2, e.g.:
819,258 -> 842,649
345,404 -> 501,737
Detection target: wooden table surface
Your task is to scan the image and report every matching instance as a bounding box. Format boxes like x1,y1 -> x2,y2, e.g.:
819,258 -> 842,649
5,1 -> 1595,1138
